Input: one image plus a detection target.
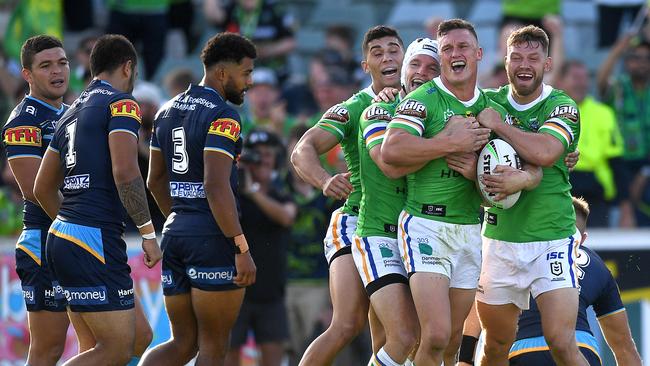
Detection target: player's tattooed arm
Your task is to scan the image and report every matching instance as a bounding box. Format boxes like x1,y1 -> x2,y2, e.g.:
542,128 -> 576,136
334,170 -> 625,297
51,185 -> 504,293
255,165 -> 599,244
116,176 -> 152,226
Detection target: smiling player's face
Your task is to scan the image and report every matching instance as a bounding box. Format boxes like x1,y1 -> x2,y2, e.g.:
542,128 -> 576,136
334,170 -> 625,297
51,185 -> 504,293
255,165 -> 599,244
363,36 -> 404,89
404,54 -> 440,94
225,57 -> 254,105
438,29 -> 482,87
506,41 -> 550,97
24,47 -> 70,102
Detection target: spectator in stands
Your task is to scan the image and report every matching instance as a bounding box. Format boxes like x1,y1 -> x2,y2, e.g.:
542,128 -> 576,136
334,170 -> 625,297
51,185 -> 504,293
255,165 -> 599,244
501,0 -> 560,31
597,34 -> 650,227
168,0 -> 197,54
560,60 -> 625,227
106,0 -> 169,80
206,0 -> 296,85
325,24 -> 363,83
163,67 -> 196,98
70,35 -> 97,93
226,129 -> 296,366
243,67 -> 297,138
596,0 -> 646,48
481,62 -> 509,89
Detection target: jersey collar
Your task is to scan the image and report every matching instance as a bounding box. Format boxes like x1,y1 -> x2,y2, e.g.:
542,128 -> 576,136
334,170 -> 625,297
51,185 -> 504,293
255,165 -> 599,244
361,84 -> 378,100
25,95 -> 66,115
196,83 -> 224,101
507,83 -> 553,111
433,77 -> 480,107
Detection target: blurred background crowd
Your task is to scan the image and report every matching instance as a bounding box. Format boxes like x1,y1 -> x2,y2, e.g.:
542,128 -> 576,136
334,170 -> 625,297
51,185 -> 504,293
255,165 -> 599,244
0,0 -> 649,364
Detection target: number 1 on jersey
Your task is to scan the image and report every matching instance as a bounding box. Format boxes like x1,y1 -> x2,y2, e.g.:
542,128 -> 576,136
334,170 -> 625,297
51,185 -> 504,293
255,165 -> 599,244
172,127 -> 189,174
65,120 -> 77,168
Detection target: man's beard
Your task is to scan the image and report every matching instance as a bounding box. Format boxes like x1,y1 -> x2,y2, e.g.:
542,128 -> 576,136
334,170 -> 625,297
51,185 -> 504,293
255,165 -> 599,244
225,77 -> 245,105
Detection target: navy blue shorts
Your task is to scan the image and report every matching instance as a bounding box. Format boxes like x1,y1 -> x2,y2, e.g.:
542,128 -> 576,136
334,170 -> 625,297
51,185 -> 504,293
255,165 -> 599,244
15,228 -> 67,312
46,219 -> 134,312
510,333 -> 601,366
161,234 -> 239,295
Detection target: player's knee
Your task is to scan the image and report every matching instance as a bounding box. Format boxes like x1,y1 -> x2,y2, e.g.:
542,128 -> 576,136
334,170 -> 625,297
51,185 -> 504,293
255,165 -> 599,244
420,327 -> 450,351
393,326 -> 418,352
134,323 -> 154,356
331,316 -> 364,341
483,334 -> 514,357
31,340 -> 65,364
545,332 -> 575,356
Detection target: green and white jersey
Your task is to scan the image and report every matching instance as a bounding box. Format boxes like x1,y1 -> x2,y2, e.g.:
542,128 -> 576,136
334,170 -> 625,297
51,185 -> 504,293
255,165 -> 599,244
356,98 -> 406,238
317,86 -> 376,216
387,77 -> 506,224
483,84 -> 581,242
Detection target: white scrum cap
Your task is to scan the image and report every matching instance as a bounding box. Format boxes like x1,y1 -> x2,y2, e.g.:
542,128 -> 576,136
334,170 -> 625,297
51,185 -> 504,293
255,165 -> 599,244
400,37 -> 441,88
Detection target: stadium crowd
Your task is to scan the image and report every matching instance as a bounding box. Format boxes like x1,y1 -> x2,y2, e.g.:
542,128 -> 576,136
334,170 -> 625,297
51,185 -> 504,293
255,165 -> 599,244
0,0 -> 649,365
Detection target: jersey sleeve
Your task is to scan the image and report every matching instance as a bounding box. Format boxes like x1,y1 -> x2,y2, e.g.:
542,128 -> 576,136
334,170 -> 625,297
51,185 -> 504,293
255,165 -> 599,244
204,109 -> 242,160
107,97 -> 142,139
2,116 -> 45,160
593,269 -> 625,319
538,97 -> 580,151
316,102 -> 352,142
388,98 -> 428,136
150,124 -> 161,151
360,103 -> 392,150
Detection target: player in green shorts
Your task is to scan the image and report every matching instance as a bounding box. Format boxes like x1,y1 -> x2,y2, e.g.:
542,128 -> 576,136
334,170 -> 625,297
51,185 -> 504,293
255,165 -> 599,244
474,26 -> 587,366
290,26 -> 404,365
381,19 -> 542,366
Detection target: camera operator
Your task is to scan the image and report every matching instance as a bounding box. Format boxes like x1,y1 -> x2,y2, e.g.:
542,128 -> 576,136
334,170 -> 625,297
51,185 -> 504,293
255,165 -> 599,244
226,130 -> 297,366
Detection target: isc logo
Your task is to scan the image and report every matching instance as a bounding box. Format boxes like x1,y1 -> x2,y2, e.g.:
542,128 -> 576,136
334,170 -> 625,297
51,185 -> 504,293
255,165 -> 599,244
547,252 -> 564,260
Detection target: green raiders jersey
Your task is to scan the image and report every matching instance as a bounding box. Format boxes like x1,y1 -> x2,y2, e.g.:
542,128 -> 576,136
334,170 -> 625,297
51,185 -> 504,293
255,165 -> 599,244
388,77 -> 506,224
317,86 -> 376,215
483,84 -> 580,242
356,98 -> 406,238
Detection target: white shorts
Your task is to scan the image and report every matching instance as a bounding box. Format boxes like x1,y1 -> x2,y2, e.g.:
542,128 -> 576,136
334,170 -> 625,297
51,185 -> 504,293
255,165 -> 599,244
323,208 -> 358,264
397,211 -> 482,289
351,235 -> 408,295
476,229 -> 581,310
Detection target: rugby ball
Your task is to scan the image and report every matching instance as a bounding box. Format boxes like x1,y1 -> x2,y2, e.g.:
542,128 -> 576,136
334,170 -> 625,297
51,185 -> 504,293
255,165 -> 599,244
477,139 -> 522,209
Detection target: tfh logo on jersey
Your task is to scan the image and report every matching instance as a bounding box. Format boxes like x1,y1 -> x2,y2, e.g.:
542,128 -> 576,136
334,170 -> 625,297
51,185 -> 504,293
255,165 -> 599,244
397,99 -> 426,119
3,126 -> 42,146
365,105 -> 391,121
548,105 -> 579,123
208,118 -> 241,141
110,99 -> 142,123
323,105 -> 349,123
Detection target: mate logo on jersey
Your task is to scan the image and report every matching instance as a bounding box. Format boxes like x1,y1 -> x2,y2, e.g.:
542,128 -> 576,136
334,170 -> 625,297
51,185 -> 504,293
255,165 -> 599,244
208,118 -> 241,141
365,105 -> 392,121
3,126 -> 42,146
323,104 -> 349,123
110,99 -> 142,123
396,99 -> 426,119
548,105 -> 579,123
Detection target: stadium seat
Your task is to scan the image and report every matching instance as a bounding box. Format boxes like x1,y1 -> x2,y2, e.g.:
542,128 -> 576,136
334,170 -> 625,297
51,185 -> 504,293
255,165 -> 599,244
467,0 -> 501,27
387,1 -> 455,28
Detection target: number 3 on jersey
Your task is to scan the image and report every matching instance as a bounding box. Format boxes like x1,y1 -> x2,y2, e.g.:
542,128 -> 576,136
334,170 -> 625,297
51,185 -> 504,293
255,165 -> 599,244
65,120 -> 77,168
172,127 -> 188,174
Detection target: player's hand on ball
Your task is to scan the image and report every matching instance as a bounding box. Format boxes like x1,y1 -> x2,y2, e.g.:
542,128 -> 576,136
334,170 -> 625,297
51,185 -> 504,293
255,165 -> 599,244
234,252 -> 256,287
565,149 -> 579,171
322,172 -> 353,200
446,152 -> 478,180
444,115 -> 490,153
477,107 -> 502,130
142,238 -> 162,268
374,87 -> 399,103
480,165 -> 530,201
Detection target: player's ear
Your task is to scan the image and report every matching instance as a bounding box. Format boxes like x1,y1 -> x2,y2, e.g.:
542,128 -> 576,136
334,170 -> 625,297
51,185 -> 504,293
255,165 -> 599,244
361,59 -> 369,74
544,56 -> 552,72
122,60 -> 133,79
477,47 -> 483,61
21,67 -> 32,85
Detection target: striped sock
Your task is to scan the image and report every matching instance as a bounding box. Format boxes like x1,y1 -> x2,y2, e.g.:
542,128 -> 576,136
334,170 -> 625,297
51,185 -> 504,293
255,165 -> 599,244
375,347 -> 402,366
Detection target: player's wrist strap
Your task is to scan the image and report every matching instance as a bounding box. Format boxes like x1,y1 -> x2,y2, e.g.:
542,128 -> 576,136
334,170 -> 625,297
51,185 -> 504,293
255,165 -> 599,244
138,220 -> 156,240
229,234 -> 249,254
458,335 -> 478,364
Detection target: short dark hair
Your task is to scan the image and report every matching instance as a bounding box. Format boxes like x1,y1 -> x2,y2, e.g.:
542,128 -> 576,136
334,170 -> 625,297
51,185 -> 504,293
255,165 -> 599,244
437,18 -> 479,43
21,35 -> 64,69
507,25 -> 549,55
361,25 -> 403,57
559,59 -> 587,78
201,32 -> 257,68
326,24 -> 355,46
572,196 -> 590,231
89,34 -> 137,77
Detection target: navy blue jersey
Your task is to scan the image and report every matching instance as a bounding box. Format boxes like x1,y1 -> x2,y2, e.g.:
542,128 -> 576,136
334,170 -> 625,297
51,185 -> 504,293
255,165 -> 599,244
2,96 -> 67,229
49,79 -> 142,232
151,84 -> 242,236
517,246 -> 625,340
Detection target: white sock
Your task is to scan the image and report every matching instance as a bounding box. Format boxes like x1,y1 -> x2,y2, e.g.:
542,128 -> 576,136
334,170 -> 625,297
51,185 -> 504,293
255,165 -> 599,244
375,347 -> 402,366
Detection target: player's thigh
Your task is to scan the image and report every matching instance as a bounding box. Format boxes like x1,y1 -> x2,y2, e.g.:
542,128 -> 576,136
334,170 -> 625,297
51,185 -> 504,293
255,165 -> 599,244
68,310 -> 95,352
449,288 -> 476,336
191,287 -> 245,340
410,272 -> 451,332
164,292 -> 198,345
27,310 -> 69,347
476,301 -> 520,344
78,309 -> 136,347
369,282 -> 417,335
329,252 -> 368,325
536,287 -> 579,339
